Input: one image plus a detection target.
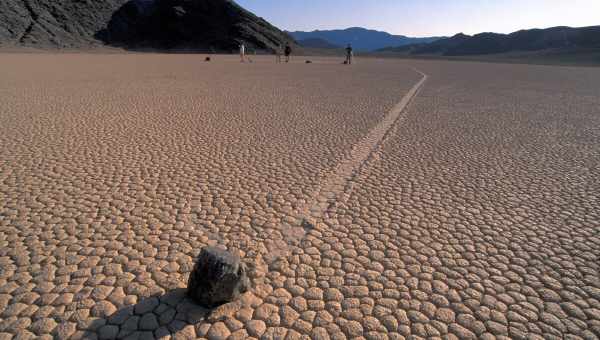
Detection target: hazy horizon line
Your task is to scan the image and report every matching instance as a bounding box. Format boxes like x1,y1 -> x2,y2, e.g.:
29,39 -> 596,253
284,23 -> 599,39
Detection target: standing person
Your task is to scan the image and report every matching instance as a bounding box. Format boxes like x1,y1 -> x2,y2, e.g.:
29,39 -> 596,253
345,44 -> 354,65
239,42 -> 246,62
284,43 -> 292,63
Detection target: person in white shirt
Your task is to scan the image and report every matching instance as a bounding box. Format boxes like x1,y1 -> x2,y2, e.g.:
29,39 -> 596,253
239,42 -> 246,63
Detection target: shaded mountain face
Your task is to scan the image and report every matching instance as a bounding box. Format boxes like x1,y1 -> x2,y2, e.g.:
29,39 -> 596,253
409,33 -> 471,55
379,26 -> 600,56
444,32 -> 507,55
0,0 -> 128,47
297,38 -> 340,49
98,0 -> 294,51
0,0 -> 294,51
289,27 -> 441,52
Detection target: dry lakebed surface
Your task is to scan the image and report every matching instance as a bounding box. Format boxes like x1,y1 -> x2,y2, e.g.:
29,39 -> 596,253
0,54 -> 599,339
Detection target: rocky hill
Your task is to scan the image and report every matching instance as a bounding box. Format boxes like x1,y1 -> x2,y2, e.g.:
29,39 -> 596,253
378,26 -> 600,56
0,0 -> 294,51
289,27 -> 441,52
297,38 -> 340,49
0,0 -> 126,47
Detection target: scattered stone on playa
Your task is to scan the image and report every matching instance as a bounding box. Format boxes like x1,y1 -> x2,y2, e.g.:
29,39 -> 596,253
187,247 -> 250,308
301,218 -> 315,231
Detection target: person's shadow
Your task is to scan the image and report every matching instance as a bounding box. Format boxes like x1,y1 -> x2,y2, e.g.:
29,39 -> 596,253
85,288 -> 255,339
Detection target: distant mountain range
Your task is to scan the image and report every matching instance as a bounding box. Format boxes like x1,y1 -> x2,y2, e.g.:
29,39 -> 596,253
2,1 -> 598,59
0,0 -> 294,51
378,25 -> 600,56
288,27 -> 442,52
297,38 -> 341,49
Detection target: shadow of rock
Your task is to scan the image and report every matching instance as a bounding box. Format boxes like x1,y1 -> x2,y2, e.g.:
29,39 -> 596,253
82,289 -> 205,339
84,287 -> 264,339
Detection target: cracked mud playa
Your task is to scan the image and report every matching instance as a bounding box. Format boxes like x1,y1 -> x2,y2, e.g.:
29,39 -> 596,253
1,54 -> 599,339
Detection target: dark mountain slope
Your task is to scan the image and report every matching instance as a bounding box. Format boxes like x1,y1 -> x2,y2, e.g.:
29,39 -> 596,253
289,27 -> 441,51
445,32 -> 507,55
297,38 -> 340,49
504,26 -> 600,51
0,0 -> 127,47
412,33 -> 471,54
0,0 -> 294,51
98,0 -> 294,51
378,25 -> 600,56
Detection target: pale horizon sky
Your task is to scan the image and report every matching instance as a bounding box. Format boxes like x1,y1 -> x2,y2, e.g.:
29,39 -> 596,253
236,0 -> 600,37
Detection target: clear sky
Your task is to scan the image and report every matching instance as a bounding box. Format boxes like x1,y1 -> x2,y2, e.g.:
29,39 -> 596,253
236,0 -> 600,37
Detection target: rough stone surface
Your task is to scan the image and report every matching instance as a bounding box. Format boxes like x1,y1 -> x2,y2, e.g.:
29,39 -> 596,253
0,0 -> 294,50
187,247 -> 250,308
0,0 -> 126,48
99,0 -> 294,51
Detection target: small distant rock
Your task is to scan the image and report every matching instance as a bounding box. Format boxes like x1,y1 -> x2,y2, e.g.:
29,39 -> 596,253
305,60 -> 312,64
301,218 -> 315,231
205,57 -> 211,62
187,246 -> 250,308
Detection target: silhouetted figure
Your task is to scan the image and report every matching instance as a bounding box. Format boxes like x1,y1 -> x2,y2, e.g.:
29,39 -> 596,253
284,43 -> 292,63
345,44 -> 354,65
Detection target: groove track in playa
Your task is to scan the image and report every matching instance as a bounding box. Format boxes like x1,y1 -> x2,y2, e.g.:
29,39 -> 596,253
267,68 -> 429,262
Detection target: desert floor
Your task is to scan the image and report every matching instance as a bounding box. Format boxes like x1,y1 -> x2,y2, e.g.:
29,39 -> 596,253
0,54 -> 599,340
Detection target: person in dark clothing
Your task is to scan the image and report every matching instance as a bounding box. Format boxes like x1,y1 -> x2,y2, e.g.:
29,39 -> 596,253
284,43 -> 292,63
345,44 -> 354,65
